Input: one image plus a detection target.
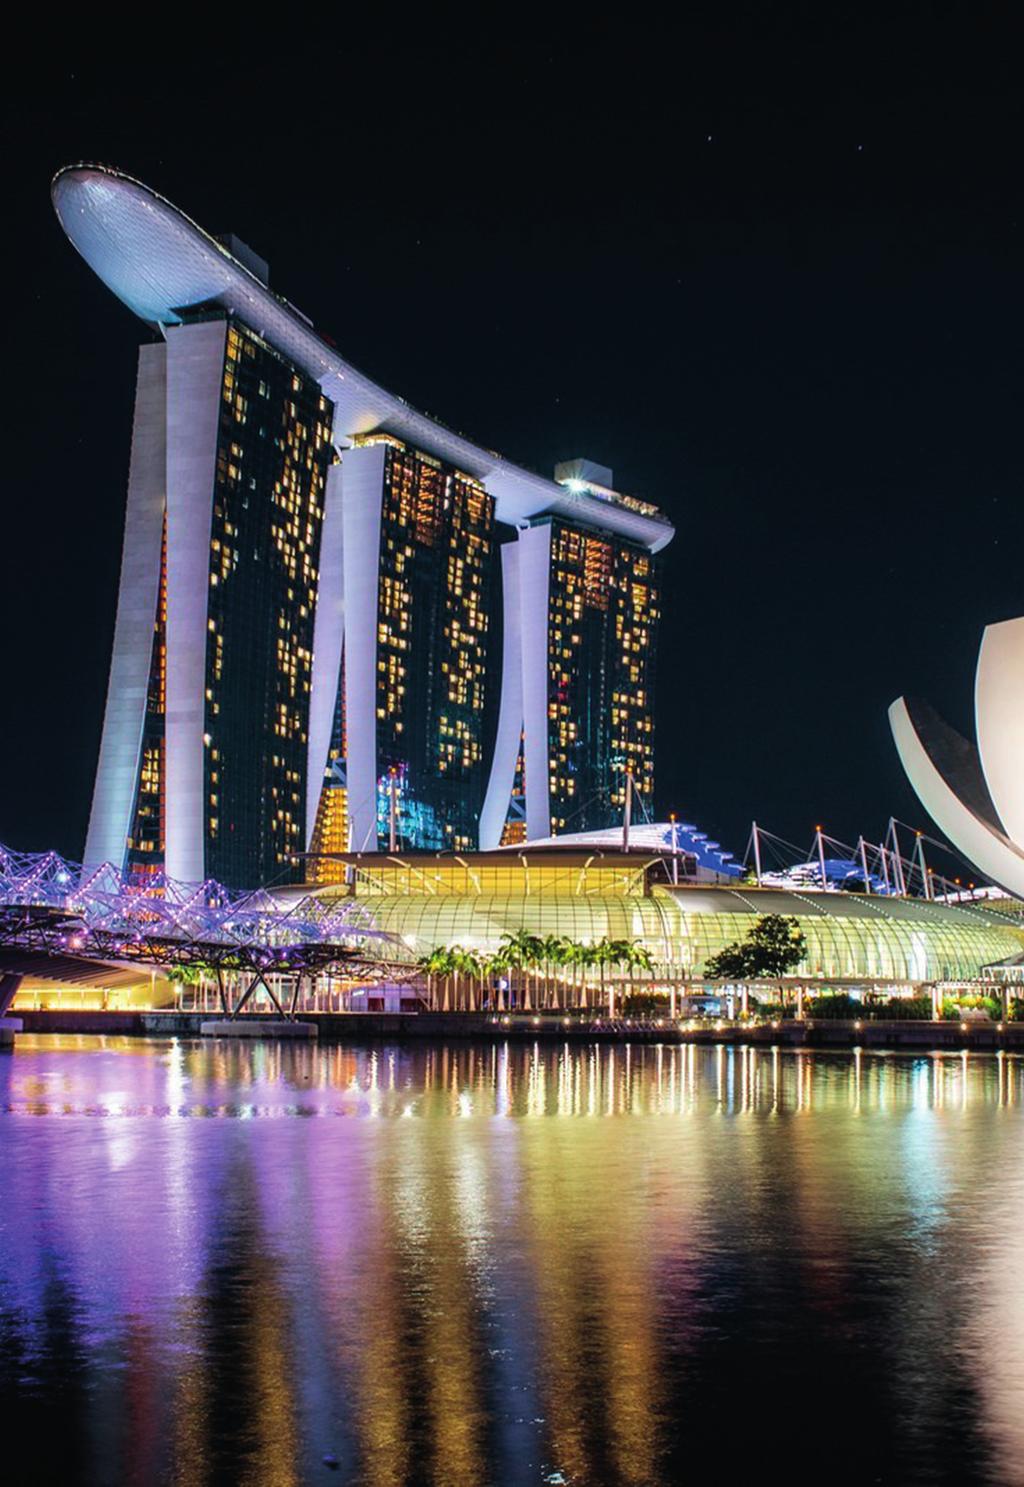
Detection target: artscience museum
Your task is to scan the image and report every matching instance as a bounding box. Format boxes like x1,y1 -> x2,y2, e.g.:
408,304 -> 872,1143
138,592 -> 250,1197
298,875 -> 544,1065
891,617 -> 1024,902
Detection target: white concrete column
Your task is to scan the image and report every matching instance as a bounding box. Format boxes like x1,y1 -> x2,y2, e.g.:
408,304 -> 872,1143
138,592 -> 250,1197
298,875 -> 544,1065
518,523 -> 553,842
164,319 -> 227,884
340,444 -> 387,853
84,343 -> 167,871
479,541 -> 523,848
306,459 -> 346,847
0,972 -> 23,1017
977,617 -> 1024,846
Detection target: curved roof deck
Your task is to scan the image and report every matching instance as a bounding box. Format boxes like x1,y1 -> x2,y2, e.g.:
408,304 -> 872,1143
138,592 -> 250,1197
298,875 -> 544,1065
302,879 -> 1024,983
52,164 -> 673,553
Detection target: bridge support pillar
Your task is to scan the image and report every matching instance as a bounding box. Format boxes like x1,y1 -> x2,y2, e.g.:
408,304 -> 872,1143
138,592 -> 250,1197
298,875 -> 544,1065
0,973 -> 23,1018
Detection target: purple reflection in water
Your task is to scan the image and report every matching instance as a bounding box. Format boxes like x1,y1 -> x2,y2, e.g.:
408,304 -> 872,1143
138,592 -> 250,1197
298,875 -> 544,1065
2,1036 -> 1024,1485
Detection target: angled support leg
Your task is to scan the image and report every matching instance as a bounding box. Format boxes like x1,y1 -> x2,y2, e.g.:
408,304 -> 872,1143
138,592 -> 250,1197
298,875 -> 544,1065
0,973 -> 22,1017
232,974 -> 261,1019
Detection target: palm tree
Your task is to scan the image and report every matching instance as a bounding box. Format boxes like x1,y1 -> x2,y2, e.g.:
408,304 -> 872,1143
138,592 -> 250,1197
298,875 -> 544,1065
539,934 -> 566,1009
616,940 -> 656,1015
415,948 -> 433,1006
499,930 -> 543,1010
486,948 -> 511,1011
560,938 -> 587,1011
453,947 -> 484,1011
419,945 -> 460,1017
596,938 -> 648,1017
525,933 -> 546,1009
609,939 -> 631,1017
418,947 -> 454,1011
497,931 -> 525,1010
629,941 -> 655,976
576,940 -> 600,1012
589,937 -> 612,1018
623,939 -> 654,1001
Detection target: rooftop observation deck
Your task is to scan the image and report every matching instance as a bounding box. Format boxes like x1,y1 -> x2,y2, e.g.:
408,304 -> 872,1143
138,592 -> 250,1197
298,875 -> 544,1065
53,164 -> 674,554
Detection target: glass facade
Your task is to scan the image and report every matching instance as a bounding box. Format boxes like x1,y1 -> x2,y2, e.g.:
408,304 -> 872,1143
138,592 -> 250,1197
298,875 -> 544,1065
125,516 -> 167,881
204,318 -> 335,887
499,733 -> 528,846
370,439 -> 496,851
316,870 -> 1024,984
310,648 -> 348,885
544,519 -> 660,835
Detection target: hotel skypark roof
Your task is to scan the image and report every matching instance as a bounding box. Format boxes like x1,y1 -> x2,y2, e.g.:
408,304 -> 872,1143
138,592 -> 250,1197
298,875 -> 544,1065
52,163 -> 673,552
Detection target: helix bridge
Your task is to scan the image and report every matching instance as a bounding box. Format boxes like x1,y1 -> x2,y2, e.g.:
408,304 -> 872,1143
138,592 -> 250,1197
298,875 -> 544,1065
0,844 -> 399,1019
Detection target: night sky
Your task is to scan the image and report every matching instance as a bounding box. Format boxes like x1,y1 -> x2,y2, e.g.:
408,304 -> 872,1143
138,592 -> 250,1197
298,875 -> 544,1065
3,16 -> 1021,875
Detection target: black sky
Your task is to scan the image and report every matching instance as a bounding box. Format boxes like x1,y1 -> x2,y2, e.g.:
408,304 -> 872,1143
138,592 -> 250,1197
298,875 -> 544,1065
2,13 -> 1021,873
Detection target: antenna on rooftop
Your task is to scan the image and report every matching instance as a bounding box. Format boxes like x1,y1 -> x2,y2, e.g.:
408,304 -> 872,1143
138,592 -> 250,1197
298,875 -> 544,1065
915,831 -> 932,901
388,770 -> 399,855
815,825 -> 828,891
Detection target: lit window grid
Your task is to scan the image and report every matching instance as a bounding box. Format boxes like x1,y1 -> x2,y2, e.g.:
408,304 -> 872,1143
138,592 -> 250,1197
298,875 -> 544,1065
317,885 -> 1023,983
374,444 -> 495,848
127,514 -> 168,867
204,318 -> 334,882
545,522 -> 660,832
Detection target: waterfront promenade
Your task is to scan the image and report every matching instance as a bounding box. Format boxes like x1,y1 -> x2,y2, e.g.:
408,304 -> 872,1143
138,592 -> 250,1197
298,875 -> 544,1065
12,1009 -> 1024,1051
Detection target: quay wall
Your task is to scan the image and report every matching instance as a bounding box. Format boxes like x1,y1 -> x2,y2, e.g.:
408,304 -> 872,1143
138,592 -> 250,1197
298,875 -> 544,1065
13,1011 -> 1024,1051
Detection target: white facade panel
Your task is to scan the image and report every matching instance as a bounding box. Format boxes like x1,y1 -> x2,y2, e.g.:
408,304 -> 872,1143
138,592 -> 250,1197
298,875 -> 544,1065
518,524 -> 553,843
479,542 -> 523,849
52,166 -> 674,555
83,343 -> 167,870
306,459 -> 346,847
339,444 -> 387,853
164,319 -> 227,883
975,616 -> 1024,847
890,696 -> 1024,900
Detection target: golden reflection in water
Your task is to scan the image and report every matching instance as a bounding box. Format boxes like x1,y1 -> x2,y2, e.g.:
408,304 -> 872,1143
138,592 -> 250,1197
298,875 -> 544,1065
9,1039 -> 1024,1483
961,1118 -> 1024,1485
390,1131 -> 486,1484
244,1249 -> 301,1487
168,1298 -> 209,1487
348,1150 -> 413,1487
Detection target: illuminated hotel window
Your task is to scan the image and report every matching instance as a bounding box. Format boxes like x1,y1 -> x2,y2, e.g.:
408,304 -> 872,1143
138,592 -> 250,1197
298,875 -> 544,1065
126,515 -> 167,883
369,442 -> 497,850
537,518 -> 661,836
199,314 -> 335,887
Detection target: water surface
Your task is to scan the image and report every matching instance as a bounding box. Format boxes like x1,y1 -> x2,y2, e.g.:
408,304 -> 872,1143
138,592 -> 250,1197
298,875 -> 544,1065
2,1036 -> 1024,1485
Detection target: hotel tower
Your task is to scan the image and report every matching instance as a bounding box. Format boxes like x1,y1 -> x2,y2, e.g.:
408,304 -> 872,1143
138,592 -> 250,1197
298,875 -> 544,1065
54,165 -> 673,887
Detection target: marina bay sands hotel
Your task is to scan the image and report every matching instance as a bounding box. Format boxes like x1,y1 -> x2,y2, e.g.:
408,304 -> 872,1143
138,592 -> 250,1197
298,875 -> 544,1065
54,165 -> 674,889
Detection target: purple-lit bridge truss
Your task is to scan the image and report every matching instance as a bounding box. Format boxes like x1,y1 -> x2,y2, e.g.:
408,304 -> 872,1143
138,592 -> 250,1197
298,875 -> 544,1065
0,845 -> 402,1019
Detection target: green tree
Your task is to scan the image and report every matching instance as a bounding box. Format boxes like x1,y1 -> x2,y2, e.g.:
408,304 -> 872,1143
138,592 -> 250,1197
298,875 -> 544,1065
704,914 -> 807,1011
561,939 -> 595,1010
452,947 -> 484,1011
624,940 -> 655,977
538,934 -> 566,1008
499,930 -> 544,1009
486,947 -> 513,1010
417,947 -> 454,1010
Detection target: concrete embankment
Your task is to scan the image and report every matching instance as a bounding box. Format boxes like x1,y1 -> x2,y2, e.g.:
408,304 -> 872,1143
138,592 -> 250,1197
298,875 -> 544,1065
0,1017 -> 22,1048
12,1010 -> 1024,1051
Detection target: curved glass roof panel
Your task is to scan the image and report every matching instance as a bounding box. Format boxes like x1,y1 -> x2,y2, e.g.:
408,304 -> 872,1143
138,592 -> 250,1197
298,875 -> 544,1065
346,885 -> 1024,983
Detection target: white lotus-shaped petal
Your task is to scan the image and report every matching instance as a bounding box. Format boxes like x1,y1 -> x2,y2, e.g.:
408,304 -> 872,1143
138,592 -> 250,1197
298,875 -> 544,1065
891,617 -> 1024,899
976,617 -> 1024,848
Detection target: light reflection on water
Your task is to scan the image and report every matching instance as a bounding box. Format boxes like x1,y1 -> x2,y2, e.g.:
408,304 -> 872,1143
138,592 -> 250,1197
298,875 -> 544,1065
2,1036 -> 1024,1485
